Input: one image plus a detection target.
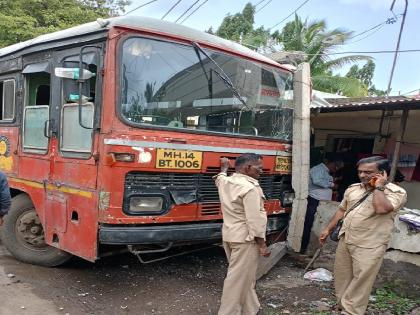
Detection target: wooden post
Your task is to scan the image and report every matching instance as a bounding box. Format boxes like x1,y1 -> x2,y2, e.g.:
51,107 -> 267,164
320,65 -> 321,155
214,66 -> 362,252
389,109 -> 409,181
287,63 -> 311,252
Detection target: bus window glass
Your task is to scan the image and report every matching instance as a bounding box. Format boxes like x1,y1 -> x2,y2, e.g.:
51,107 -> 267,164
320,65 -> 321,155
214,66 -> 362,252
23,71 -> 50,153
119,37 -> 293,141
0,79 -> 15,120
61,103 -> 94,152
23,106 -> 49,152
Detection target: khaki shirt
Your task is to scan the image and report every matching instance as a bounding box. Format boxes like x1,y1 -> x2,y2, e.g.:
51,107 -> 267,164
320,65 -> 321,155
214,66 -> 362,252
214,173 -> 267,243
339,182 -> 407,248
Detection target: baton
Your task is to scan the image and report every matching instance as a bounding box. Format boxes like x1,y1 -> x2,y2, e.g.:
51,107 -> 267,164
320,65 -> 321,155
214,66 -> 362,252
303,246 -> 323,273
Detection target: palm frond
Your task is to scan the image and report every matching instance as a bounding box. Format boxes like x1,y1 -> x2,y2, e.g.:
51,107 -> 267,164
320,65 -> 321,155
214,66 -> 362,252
313,75 -> 368,97
324,55 -> 373,71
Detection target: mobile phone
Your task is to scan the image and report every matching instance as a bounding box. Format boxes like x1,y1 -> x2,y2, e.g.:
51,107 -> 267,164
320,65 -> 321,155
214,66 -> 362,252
369,177 -> 377,187
369,171 -> 384,187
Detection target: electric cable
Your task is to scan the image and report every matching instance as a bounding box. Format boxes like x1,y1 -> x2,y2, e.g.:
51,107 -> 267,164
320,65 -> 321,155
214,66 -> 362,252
269,0 -> 312,30
349,16 -> 399,40
256,0 -> 273,13
162,0 -> 182,20
346,24 -> 386,45
180,0 -> 208,24
284,49 -> 420,56
254,0 -> 268,7
123,0 -> 158,16
175,0 -> 200,23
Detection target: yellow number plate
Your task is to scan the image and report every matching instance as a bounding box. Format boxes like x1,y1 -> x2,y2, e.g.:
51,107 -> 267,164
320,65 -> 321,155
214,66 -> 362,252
275,156 -> 292,173
156,149 -> 203,169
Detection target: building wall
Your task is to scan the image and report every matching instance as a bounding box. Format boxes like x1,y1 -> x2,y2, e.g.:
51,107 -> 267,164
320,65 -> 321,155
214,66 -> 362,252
312,110 -> 420,149
400,181 -> 420,209
311,109 -> 420,209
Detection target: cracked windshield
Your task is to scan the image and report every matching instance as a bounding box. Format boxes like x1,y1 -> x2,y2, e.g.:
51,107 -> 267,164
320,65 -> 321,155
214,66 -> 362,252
120,37 -> 293,140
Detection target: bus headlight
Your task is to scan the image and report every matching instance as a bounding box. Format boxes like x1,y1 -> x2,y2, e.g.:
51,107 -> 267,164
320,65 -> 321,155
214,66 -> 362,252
281,191 -> 295,207
129,196 -> 164,212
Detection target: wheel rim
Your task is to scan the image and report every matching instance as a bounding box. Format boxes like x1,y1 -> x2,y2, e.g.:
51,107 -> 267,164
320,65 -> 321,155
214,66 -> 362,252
15,209 -> 49,251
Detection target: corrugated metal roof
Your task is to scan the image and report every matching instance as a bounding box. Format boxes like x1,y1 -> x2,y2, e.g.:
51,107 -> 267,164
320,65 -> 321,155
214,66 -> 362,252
0,16 -> 284,70
311,95 -> 420,111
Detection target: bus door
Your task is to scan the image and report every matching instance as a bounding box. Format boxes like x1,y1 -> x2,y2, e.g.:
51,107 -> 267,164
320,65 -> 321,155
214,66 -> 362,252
20,60 -> 53,215
44,47 -> 103,260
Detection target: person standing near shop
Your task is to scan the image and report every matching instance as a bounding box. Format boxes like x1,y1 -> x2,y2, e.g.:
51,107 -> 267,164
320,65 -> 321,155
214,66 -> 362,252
319,156 -> 407,315
214,154 -> 270,315
301,159 -> 341,253
0,170 -> 11,226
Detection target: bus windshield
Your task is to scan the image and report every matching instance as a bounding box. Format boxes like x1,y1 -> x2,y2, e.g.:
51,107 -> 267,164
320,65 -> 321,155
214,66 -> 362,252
119,37 -> 293,141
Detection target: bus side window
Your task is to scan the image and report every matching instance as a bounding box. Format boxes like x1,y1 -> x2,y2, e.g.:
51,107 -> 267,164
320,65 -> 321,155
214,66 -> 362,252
0,79 -> 15,121
23,71 -> 51,153
59,55 -> 97,156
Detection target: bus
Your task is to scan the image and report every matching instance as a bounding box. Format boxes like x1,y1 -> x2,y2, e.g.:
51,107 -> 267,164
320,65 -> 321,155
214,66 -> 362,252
0,16 -> 294,266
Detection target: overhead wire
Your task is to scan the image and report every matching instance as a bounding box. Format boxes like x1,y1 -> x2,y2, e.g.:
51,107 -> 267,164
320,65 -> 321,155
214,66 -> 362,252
256,0 -> 273,13
269,0 -> 312,30
349,16 -> 399,40
284,49 -> 420,56
174,0 -> 200,23
162,0 -> 182,20
123,0 -> 158,16
402,88 -> 420,95
346,24 -> 387,45
179,0 -> 209,24
254,0 -> 268,7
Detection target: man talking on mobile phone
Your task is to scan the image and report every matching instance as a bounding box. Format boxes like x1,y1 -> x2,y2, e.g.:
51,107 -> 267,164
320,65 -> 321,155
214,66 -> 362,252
214,154 -> 270,315
319,156 -> 407,315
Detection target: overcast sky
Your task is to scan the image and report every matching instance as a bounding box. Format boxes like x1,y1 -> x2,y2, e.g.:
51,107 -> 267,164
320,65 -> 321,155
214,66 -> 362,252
125,0 -> 420,96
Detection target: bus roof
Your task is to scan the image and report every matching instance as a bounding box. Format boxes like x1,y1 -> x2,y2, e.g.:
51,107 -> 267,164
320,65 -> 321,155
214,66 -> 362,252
0,16 -> 286,70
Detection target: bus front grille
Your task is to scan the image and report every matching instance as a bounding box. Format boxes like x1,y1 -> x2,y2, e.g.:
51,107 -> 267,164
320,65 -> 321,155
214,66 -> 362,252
125,170 -> 290,216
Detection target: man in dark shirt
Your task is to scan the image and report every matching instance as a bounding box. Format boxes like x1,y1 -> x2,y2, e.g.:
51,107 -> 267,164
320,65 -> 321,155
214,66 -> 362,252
0,171 -> 11,226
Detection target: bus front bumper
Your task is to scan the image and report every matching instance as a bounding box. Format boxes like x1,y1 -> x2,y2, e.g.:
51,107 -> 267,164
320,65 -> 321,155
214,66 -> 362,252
99,216 -> 288,245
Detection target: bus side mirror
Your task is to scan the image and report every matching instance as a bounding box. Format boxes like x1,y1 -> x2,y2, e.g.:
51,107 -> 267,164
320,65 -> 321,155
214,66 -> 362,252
54,68 -> 95,80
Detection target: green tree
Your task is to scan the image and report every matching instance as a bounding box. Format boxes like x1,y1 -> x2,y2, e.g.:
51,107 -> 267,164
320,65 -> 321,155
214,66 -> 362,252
212,4 -> 372,96
346,60 -> 374,87
272,14 -> 371,96
215,3 -> 270,50
346,60 -> 386,96
368,85 -> 386,96
0,0 -> 130,48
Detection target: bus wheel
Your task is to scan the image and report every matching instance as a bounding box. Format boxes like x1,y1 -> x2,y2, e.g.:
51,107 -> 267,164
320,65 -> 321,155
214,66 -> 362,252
1,194 -> 72,267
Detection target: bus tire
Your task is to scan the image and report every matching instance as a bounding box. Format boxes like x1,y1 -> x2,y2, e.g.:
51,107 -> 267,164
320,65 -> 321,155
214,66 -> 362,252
1,194 -> 72,267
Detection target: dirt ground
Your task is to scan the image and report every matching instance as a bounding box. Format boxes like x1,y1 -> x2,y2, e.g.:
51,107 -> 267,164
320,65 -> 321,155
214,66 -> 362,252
0,237 -> 419,315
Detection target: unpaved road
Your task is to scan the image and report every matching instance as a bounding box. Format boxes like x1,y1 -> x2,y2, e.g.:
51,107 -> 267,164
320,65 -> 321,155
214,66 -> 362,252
1,238 -> 419,315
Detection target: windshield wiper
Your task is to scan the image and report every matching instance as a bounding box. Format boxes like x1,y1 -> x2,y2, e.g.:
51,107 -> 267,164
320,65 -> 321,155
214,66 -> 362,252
193,45 -> 213,99
192,42 -> 250,110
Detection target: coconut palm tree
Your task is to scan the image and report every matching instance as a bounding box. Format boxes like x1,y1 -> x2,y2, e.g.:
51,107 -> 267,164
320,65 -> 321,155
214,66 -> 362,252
272,14 -> 371,96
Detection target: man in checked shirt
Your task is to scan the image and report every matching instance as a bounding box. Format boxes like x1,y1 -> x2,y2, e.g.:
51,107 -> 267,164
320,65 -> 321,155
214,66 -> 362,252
214,153 -> 270,315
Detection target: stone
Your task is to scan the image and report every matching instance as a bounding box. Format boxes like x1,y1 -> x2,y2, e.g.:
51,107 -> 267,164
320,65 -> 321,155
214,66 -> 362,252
311,300 -> 331,312
388,212 -> 420,253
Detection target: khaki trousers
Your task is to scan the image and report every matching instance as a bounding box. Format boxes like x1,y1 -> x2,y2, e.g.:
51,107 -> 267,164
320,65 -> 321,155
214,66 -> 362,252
334,239 -> 387,315
218,242 -> 260,315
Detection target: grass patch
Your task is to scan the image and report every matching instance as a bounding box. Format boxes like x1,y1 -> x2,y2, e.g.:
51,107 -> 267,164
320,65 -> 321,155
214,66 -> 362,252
371,282 -> 420,315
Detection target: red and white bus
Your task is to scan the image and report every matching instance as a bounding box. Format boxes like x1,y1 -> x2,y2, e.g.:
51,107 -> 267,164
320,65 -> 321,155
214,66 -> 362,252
0,16 -> 294,266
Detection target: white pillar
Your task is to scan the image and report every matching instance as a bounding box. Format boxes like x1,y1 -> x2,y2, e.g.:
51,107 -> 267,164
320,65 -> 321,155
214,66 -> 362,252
287,62 -> 311,252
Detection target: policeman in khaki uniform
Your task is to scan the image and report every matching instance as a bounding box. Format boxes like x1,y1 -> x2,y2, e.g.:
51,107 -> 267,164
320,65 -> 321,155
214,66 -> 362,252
214,153 -> 270,315
320,156 -> 407,315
